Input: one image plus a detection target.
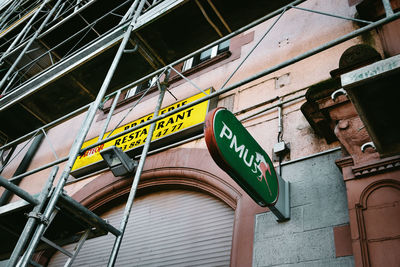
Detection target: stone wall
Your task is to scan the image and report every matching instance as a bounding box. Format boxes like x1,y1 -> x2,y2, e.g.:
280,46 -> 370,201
253,150 -> 354,266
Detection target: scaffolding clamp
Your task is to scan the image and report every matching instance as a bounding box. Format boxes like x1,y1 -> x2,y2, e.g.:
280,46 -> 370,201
160,81 -> 169,87
26,212 -> 50,226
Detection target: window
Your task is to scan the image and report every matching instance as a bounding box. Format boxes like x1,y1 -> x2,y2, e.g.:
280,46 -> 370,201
124,40 -> 230,100
125,76 -> 157,99
182,40 -> 230,71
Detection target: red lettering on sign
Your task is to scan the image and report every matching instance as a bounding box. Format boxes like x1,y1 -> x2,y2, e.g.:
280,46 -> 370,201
79,144 -> 104,158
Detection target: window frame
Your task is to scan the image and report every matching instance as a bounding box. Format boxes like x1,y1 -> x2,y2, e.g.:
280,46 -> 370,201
182,40 -> 230,72
124,76 -> 158,100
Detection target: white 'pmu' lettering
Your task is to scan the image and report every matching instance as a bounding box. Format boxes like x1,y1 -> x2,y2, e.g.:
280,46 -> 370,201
219,122 -> 271,194
220,122 -> 254,167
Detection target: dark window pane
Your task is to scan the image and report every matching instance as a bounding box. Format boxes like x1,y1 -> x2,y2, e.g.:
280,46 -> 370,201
199,48 -> 212,62
218,40 -> 230,53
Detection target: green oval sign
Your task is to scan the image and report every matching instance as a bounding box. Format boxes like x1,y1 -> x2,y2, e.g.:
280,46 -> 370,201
204,108 -> 279,206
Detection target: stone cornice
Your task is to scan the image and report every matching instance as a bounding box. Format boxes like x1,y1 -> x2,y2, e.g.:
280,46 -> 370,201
336,155 -> 400,179
352,155 -> 400,178
335,156 -> 354,169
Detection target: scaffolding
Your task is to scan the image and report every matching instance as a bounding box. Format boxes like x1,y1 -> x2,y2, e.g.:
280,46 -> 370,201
0,0 -> 399,266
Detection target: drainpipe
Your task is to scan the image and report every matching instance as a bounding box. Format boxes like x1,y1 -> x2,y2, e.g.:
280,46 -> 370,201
277,98 -> 283,176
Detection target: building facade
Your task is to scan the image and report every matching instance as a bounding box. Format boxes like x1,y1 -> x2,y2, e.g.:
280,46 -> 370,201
0,0 -> 399,266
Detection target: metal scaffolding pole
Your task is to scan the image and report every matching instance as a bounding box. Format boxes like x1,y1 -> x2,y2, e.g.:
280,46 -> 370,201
107,69 -> 170,267
17,0 -> 148,265
3,5 -> 399,204
220,6 -> 287,91
6,166 -> 58,267
0,133 -> 44,205
0,0 -> 307,113
0,0 -> 22,31
58,194 -> 121,237
6,104 -> 93,183
0,2 -> 399,265
98,90 -> 121,141
0,103 -> 90,151
382,0 -> 394,16
120,0 -> 140,24
3,0 -> 134,86
0,175 -> 38,205
0,0 -> 48,64
0,0 -> 63,94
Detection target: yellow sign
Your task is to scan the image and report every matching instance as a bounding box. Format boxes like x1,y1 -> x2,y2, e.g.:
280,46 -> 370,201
71,89 -> 212,173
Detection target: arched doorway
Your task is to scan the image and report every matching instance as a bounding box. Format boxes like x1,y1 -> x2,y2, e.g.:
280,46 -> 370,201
48,189 -> 235,266
40,148 -> 261,267
357,179 -> 400,266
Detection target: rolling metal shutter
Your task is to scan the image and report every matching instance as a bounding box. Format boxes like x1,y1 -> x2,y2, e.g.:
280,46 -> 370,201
49,190 -> 234,266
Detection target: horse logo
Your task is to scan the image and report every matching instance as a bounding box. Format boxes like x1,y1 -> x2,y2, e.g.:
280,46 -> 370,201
252,152 -> 272,196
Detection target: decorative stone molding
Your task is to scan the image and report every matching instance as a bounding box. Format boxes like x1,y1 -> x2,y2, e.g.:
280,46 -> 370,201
72,167 -> 241,211
335,156 -> 354,169
352,155 -> 400,178
304,43 -> 400,267
334,116 -> 379,165
336,154 -> 400,179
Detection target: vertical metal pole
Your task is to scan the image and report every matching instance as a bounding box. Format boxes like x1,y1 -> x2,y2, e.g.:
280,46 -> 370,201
107,70 -> 170,267
98,90 -> 121,141
0,0 -> 63,94
6,166 -> 58,267
19,0 -> 148,264
381,0 -> 394,16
